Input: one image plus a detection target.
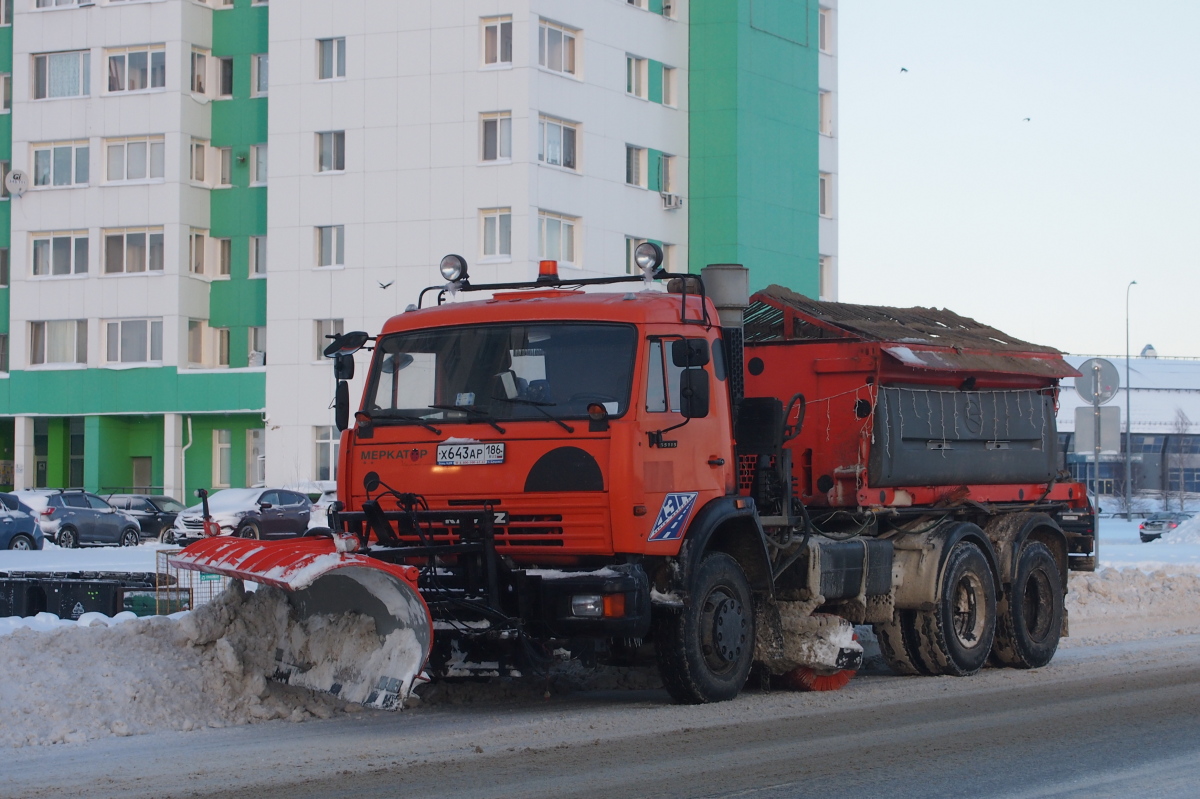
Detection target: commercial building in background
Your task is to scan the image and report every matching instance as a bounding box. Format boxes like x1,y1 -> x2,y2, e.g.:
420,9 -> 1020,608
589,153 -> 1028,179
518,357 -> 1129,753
1057,354 -> 1200,506
0,0 -> 837,498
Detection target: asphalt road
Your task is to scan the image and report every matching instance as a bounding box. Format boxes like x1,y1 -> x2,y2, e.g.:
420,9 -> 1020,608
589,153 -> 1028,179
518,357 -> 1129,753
9,629 -> 1200,799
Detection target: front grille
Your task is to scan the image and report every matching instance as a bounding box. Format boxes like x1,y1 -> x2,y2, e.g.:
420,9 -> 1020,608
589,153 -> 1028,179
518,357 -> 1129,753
400,515 -> 566,547
181,517 -> 204,529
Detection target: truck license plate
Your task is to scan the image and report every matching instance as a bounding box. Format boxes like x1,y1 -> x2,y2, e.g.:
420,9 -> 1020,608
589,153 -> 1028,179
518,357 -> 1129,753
437,442 -> 505,466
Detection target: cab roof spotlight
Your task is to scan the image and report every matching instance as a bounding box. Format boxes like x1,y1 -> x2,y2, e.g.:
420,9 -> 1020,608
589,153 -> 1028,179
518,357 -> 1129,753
634,241 -> 664,282
439,254 -> 469,284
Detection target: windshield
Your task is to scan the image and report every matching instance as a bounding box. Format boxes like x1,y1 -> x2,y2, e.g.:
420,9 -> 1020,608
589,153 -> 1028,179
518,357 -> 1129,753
365,322 -> 637,424
186,488 -> 262,513
153,497 -> 187,513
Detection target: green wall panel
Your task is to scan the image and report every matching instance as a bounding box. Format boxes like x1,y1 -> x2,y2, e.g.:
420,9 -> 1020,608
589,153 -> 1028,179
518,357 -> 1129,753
689,0 -> 821,296
88,415 -> 165,493
0,367 -> 265,416
649,59 -> 664,104
183,413 -> 262,498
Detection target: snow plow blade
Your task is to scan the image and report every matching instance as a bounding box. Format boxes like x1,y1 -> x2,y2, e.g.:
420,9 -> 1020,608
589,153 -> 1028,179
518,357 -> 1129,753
171,537 -> 432,710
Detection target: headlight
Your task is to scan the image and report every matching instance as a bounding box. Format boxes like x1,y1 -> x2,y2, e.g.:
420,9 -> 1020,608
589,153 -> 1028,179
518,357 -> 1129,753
439,254 -> 469,282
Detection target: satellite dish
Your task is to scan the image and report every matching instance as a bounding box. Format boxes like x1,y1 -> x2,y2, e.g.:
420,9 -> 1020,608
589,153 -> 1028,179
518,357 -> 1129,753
4,169 -> 29,198
1075,358 -> 1119,405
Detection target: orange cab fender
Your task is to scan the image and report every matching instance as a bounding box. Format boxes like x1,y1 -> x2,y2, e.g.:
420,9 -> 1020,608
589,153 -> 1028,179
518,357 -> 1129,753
671,496 -> 775,598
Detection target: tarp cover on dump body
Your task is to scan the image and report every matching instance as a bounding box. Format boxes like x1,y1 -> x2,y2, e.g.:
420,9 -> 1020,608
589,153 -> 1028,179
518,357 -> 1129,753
745,284 -> 1080,380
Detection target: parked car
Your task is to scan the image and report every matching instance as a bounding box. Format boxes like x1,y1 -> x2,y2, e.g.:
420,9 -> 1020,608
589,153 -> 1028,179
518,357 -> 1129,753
0,494 -> 44,550
172,488 -> 313,544
1139,512 -> 1194,542
11,489 -> 142,548
106,494 -> 187,541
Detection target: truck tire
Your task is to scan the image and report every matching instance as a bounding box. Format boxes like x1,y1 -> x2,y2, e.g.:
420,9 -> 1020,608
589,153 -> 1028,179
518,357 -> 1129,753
656,552 -> 755,704
875,609 -> 933,676
990,541 -> 1063,669
912,541 -> 997,676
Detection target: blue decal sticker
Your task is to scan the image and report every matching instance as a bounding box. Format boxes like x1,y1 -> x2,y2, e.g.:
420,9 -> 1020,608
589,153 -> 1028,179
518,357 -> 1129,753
648,492 -> 699,542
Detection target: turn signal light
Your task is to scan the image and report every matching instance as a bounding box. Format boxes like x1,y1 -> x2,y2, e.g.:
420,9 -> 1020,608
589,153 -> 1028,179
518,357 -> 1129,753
537,260 -> 559,283
602,593 -> 626,618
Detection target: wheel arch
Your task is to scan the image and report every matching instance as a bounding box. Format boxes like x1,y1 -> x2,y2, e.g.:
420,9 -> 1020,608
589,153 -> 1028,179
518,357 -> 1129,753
673,497 -> 774,597
930,521 -> 1003,603
983,512 -> 1068,587
893,520 -> 1002,610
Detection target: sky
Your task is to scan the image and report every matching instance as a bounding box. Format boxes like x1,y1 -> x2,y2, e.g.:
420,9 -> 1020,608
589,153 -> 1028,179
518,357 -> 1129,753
837,1 -> 1200,358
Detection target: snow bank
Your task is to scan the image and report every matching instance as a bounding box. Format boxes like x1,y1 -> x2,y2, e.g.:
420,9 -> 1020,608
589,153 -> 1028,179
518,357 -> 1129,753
0,581 -> 357,748
1157,514 -> 1200,545
1067,568 -> 1200,620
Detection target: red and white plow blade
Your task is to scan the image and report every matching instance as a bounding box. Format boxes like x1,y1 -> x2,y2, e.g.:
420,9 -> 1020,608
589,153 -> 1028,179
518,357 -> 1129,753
171,537 -> 433,710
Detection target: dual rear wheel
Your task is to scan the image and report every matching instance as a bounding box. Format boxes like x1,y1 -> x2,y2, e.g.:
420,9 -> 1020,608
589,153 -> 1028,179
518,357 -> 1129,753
877,539 -> 1063,676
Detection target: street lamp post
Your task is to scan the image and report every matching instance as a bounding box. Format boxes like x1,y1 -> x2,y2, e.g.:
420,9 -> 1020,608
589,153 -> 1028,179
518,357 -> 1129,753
1125,280 -> 1137,520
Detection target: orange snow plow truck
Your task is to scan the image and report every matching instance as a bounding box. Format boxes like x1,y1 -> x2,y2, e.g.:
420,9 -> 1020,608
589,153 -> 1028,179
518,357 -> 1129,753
173,251 -> 1096,706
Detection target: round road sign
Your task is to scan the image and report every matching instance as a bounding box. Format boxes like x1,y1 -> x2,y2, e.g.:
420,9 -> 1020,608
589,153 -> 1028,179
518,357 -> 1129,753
1075,357 -> 1120,405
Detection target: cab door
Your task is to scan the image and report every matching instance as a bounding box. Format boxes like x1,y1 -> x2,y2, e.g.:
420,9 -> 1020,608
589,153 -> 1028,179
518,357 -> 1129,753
637,334 -> 731,548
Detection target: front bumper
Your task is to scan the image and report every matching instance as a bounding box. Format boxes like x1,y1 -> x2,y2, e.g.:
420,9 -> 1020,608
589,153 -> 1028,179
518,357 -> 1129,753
520,564 -> 652,639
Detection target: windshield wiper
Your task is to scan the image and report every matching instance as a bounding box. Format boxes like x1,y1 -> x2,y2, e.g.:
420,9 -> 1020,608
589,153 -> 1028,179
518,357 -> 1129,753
491,396 -> 575,433
361,410 -> 443,435
427,404 -> 507,435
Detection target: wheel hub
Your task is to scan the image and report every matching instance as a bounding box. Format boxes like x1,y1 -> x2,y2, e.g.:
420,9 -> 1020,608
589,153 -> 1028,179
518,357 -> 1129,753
702,589 -> 747,670
951,573 -> 986,648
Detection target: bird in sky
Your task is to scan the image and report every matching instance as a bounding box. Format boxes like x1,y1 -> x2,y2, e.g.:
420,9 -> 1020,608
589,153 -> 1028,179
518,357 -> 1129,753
900,67 -> 908,73
1023,117 -> 1031,122
378,280 -> 394,289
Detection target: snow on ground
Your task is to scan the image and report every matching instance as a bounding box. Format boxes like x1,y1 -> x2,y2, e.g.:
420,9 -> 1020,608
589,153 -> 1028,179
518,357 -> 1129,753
5,518 -> 1200,748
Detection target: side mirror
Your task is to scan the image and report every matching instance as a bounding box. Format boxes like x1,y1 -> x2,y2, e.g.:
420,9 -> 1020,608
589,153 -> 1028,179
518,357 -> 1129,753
334,352 -> 355,380
672,338 -> 710,368
258,502 -> 273,510
679,368 -> 710,419
335,380 -> 350,431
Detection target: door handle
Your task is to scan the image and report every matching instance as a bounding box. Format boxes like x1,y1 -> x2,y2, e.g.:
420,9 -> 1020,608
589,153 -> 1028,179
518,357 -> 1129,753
707,458 -> 726,466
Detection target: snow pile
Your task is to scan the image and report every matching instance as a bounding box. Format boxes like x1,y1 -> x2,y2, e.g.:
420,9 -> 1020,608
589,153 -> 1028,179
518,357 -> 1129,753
0,582 -> 359,748
1157,514 -> 1200,544
1067,569 -> 1200,620
0,610 -> 142,637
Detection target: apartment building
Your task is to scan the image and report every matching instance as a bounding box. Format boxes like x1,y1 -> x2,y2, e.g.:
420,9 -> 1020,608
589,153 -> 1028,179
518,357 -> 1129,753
0,0 -> 836,499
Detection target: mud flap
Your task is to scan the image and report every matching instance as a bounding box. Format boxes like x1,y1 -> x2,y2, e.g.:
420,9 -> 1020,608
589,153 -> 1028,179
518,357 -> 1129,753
171,537 -> 433,709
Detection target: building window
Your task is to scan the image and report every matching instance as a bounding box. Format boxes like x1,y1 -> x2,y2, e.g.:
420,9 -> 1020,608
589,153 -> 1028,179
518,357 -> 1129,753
33,51 -> 90,99
106,137 -> 166,182
248,326 -> 267,366
250,236 -> 267,275
819,91 -> 833,135
819,256 -> 834,300
626,55 -> 647,98
187,320 -> 206,365
106,47 -> 165,93
0,247 -> 7,285
819,8 -> 832,54
0,334 -> 8,373
218,57 -> 233,98
252,54 -> 268,96
218,147 -> 232,185
318,37 -> 346,79
1,0 -> 10,25
625,145 -> 645,187
30,320 -> 87,366
33,232 -> 89,276
104,318 -> 163,364
216,237 -> 232,276
315,426 -> 339,481
317,226 -> 344,267
191,49 -> 208,94
247,429 -> 265,486
32,141 -> 89,187
102,228 -> 164,274
482,18 -> 512,66
482,113 -> 512,162
252,144 -> 268,184
215,327 -> 231,366
317,132 -> 345,172
1,74 -> 11,112
315,319 -> 344,360
191,139 -> 207,182
190,230 -> 207,275
538,21 -> 576,75
213,430 -> 232,488
481,209 -> 512,260
819,172 -> 832,217
538,212 -> 576,265
625,236 -> 648,275
0,161 -> 8,199
538,117 -> 577,170
662,67 -> 676,106
659,154 -> 675,192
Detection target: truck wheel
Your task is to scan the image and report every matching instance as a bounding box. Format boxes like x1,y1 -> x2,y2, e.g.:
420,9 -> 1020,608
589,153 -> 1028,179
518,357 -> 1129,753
656,552 -> 755,704
991,541 -> 1063,669
875,609 -> 933,676
913,541 -> 997,676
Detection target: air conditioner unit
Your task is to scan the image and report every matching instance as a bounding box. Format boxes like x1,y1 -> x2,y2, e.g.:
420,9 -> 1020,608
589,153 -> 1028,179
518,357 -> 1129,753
661,192 -> 683,210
